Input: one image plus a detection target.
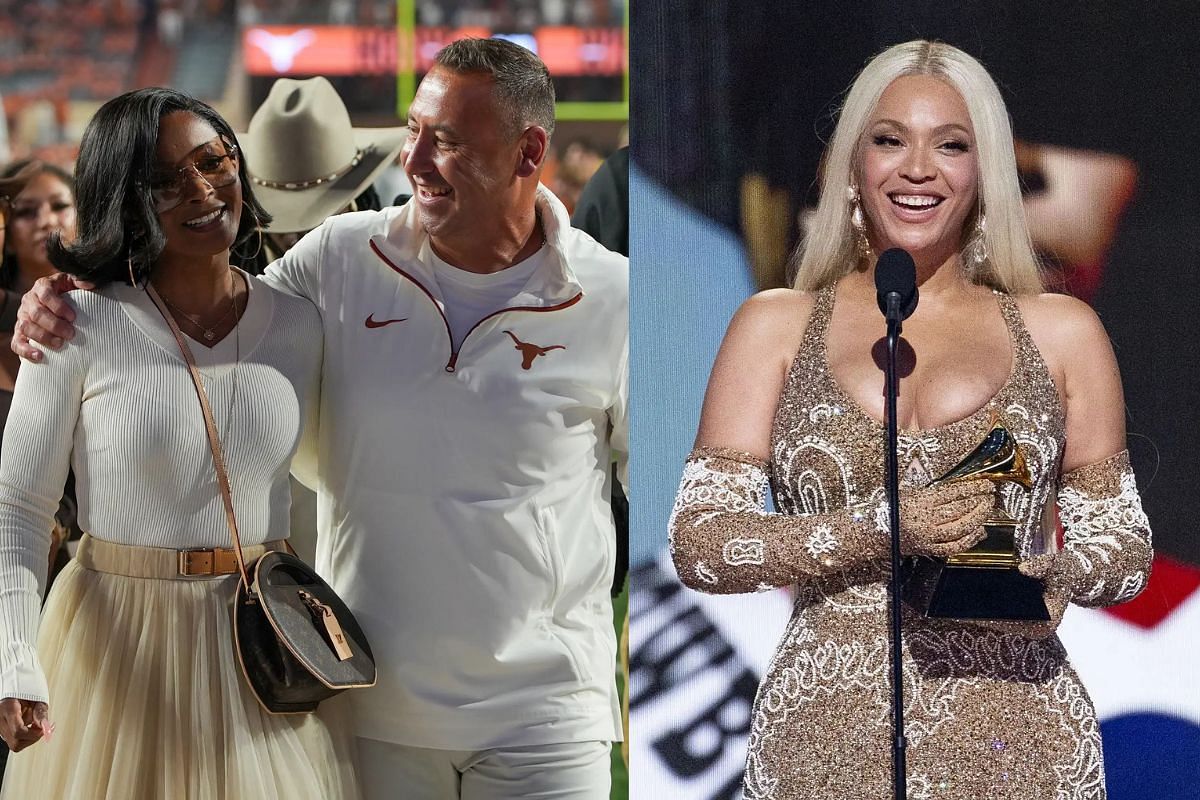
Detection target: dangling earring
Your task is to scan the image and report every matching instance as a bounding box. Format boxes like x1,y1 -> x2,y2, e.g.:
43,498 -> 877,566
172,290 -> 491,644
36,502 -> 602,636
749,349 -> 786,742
234,207 -> 264,263
964,212 -> 989,272
126,224 -> 147,288
847,184 -> 872,261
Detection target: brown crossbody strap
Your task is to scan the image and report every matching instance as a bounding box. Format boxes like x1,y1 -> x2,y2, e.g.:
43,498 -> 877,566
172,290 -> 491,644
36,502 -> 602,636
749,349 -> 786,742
145,283 -> 253,593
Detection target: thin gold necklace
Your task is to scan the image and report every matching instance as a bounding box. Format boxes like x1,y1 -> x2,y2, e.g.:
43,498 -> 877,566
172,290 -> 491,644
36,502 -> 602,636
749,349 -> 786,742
158,279 -> 238,341
223,274 -> 242,441
202,272 -> 244,441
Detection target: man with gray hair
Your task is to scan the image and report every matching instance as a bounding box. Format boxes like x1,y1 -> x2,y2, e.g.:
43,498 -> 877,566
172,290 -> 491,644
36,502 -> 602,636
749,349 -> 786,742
15,38 -> 626,799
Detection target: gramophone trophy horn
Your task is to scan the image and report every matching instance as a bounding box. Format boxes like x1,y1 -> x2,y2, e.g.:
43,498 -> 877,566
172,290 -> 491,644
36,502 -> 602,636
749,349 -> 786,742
932,423 -> 1033,491
902,417 -> 1051,621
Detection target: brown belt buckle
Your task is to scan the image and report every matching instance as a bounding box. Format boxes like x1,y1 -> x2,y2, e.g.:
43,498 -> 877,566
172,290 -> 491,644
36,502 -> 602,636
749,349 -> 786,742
178,549 -> 216,576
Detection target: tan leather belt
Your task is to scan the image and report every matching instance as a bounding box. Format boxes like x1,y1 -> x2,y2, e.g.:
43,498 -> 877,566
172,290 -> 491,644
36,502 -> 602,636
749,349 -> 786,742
76,533 -> 285,580
178,547 -> 250,577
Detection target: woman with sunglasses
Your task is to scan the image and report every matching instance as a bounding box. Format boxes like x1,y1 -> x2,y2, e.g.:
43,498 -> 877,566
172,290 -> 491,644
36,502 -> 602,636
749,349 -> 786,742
0,88 -> 358,798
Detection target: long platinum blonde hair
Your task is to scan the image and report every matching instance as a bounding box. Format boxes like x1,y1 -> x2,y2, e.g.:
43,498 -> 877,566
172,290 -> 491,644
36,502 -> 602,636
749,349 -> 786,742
791,40 -> 1043,295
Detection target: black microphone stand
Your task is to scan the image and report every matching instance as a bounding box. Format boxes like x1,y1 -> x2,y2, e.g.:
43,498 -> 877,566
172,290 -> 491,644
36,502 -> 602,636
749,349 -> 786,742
884,294 -> 907,800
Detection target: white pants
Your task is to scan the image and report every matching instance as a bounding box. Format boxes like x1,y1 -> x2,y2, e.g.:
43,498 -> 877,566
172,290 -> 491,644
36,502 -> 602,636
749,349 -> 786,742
356,737 -> 612,800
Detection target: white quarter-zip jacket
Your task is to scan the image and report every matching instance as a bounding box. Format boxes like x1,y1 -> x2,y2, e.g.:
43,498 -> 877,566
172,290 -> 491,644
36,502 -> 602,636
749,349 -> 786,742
265,187 -> 627,749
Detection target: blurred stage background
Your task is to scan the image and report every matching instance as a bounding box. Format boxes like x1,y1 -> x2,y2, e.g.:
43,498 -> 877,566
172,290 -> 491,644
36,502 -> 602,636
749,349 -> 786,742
630,3 -> 1199,798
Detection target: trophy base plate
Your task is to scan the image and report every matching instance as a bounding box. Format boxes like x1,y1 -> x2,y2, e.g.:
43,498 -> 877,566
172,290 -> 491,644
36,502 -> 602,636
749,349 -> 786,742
903,557 -> 1051,621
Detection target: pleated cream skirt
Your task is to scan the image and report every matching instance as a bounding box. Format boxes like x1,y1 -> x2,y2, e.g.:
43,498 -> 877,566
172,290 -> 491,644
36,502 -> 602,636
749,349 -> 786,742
1,537 -> 361,800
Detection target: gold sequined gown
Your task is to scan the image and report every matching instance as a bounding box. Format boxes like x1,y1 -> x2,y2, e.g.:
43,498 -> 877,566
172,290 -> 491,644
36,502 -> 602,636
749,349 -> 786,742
670,287 -> 1152,800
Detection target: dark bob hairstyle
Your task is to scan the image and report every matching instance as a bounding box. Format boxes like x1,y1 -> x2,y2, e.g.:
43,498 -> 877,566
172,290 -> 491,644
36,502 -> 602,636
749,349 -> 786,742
48,87 -> 272,287
0,159 -> 75,291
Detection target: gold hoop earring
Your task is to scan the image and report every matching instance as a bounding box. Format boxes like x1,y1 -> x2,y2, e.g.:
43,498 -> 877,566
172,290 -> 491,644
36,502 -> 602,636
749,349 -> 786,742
125,223 -> 148,287
235,207 -> 265,263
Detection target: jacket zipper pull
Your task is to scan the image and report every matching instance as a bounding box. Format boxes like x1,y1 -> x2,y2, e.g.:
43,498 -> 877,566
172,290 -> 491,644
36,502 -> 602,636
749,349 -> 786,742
299,590 -> 354,661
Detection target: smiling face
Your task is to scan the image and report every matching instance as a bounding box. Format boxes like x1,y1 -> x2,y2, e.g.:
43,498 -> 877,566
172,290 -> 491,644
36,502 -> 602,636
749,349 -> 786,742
402,66 -> 527,247
856,74 -> 979,269
152,111 -> 242,264
7,170 -> 76,282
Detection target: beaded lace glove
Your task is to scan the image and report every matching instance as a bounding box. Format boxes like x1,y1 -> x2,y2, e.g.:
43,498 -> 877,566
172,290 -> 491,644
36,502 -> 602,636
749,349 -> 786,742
669,447 -> 896,594
896,481 -> 994,558
1020,450 -> 1152,608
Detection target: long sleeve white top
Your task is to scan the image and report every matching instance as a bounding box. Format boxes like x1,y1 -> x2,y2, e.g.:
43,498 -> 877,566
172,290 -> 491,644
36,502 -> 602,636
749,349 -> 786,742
0,272 -> 322,702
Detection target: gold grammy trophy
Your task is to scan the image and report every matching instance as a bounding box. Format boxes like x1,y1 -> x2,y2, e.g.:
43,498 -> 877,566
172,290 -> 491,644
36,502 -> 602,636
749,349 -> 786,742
902,417 -> 1052,620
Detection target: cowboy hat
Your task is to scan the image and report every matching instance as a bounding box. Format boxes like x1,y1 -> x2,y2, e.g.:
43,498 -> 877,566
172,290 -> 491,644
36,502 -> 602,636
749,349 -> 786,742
239,77 -> 407,233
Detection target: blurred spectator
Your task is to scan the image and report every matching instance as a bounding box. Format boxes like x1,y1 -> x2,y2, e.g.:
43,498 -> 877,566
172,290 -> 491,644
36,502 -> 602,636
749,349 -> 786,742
237,0 -> 261,26
541,0 -> 568,25
330,0 -> 354,25
0,161 -> 38,381
573,0 -> 595,25
405,0 -> 623,29
570,145 -> 629,770
0,159 -> 80,609
0,0 -> 141,128
571,145 -> 627,257
417,0 -> 445,26
244,0 -> 399,26
551,138 -> 606,214
0,161 -> 75,293
158,0 -> 184,44
569,145 -> 628,594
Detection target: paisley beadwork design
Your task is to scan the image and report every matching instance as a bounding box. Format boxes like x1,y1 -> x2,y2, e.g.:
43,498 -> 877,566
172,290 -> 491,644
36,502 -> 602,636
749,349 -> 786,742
1054,451 -> 1152,606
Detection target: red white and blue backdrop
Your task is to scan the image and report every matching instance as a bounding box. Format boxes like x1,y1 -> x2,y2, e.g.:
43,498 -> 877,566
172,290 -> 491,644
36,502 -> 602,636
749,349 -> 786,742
629,3 -> 1200,797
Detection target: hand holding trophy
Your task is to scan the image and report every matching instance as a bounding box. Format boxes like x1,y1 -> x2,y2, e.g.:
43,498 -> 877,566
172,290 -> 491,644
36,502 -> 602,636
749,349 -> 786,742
896,479 -> 994,558
903,415 -> 1054,621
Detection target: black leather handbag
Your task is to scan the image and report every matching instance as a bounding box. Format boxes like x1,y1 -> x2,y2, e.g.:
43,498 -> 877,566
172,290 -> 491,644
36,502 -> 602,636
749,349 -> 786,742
233,551 -> 376,713
149,284 -> 376,714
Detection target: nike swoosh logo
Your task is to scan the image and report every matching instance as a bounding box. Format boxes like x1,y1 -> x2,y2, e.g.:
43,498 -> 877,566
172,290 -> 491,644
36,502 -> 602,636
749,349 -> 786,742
365,314 -> 408,329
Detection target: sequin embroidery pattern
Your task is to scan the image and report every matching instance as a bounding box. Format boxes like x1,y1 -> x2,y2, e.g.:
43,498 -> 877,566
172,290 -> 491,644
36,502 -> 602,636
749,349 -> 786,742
669,286 -> 1152,800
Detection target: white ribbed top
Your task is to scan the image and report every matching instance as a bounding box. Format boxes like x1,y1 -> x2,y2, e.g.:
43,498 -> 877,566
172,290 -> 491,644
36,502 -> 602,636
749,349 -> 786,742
0,271 -> 322,702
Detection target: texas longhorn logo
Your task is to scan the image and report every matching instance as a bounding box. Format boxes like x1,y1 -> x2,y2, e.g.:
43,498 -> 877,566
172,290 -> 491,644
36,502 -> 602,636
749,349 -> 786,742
503,330 -> 565,370
246,28 -> 317,72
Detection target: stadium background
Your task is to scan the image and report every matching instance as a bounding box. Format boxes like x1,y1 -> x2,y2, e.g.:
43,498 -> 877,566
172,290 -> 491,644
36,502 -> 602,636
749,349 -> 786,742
1,1 -> 628,797
630,2 -> 1200,799
0,0 -> 627,210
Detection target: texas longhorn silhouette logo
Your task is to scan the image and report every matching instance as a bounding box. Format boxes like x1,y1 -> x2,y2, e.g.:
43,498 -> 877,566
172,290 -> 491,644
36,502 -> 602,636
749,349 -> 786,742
246,28 -> 316,72
503,330 -> 565,370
